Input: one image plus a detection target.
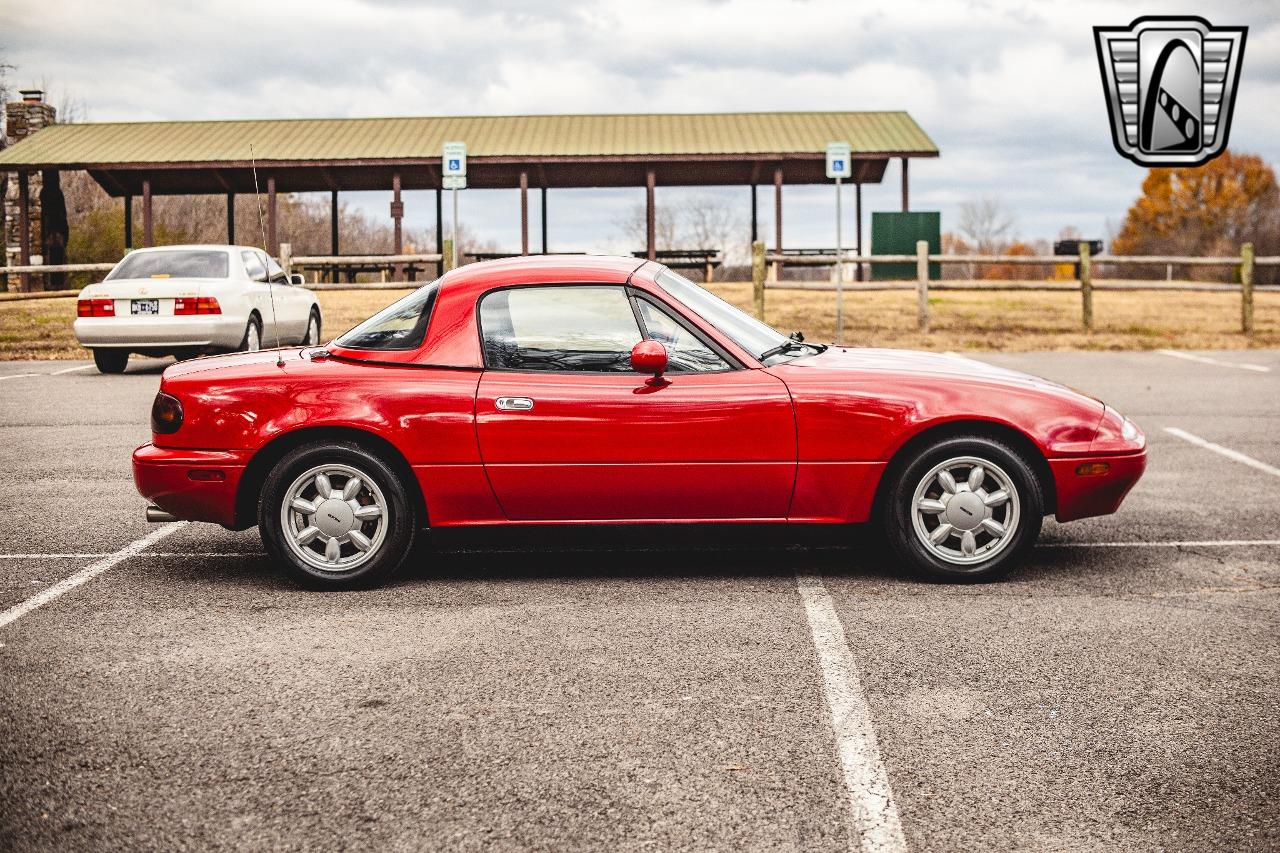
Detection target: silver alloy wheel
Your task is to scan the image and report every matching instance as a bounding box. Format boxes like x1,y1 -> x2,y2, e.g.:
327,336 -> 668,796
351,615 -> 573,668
246,321 -> 261,352
280,463 -> 389,573
305,314 -> 320,345
910,455 -> 1021,567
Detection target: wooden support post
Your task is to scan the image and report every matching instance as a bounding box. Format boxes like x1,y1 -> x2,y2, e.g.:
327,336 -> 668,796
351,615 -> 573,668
752,241 -> 766,320
142,178 -> 154,247
645,168 -> 656,261
123,193 -> 133,250
540,186 -> 548,254
900,157 -> 909,212
279,242 -> 292,277
442,238 -> 455,273
17,171 -> 31,291
854,182 -> 863,282
435,187 -> 444,276
226,193 -> 235,244
704,256 -> 714,284
329,190 -> 339,283
391,173 -> 403,279
774,167 -> 784,280
916,240 -> 929,332
1241,242 -> 1254,334
519,171 -> 529,255
1079,241 -> 1093,331
750,184 -> 757,244
266,176 -> 277,254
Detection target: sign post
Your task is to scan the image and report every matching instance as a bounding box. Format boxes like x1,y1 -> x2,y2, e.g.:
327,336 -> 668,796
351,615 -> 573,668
442,141 -> 467,269
826,142 -> 852,344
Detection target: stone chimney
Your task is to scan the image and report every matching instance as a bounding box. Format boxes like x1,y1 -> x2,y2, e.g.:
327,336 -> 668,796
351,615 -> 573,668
4,89 -> 60,289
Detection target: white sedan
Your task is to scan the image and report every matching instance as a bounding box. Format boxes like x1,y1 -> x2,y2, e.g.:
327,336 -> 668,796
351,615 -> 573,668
74,244 -> 322,373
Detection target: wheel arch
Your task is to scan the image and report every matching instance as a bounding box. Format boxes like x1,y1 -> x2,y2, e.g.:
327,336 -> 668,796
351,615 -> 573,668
234,425 -> 428,530
872,419 -> 1055,519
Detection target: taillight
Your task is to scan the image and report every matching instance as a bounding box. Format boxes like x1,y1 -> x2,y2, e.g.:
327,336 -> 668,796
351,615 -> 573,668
174,297 -> 221,315
77,298 -> 115,317
151,392 -> 184,434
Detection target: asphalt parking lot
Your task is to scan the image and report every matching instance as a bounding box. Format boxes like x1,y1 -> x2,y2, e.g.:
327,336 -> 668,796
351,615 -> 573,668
0,349 -> 1277,852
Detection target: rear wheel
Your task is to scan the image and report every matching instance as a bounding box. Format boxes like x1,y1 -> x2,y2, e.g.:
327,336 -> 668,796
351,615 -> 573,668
884,435 -> 1043,582
259,441 -> 416,589
240,316 -> 262,352
91,348 -> 129,374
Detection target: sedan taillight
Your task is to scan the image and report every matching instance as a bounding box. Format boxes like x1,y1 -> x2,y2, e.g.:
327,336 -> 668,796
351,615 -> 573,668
77,298 -> 115,317
174,297 -> 221,315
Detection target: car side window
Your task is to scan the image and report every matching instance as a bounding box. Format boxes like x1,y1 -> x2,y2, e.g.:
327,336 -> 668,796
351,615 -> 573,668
635,298 -> 731,372
241,251 -> 267,282
265,255 -> 288,284
480,286 -> 643,372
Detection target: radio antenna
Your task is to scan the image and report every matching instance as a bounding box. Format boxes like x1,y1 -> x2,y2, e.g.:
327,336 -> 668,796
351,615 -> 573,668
249,144 -> 285,365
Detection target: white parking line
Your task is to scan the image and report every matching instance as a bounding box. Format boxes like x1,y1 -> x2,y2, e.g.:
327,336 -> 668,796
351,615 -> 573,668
1164,427 -> 1280,478
0,373 -> 38,382
50,364 -> 94,375
1156,350 -> 1270,372
0,522 -> 186,630
796,574 -> 906,853
1040,539 -> 1280,548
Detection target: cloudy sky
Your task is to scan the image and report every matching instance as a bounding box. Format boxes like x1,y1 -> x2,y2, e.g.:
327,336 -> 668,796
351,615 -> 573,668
4,0 -> 1279,253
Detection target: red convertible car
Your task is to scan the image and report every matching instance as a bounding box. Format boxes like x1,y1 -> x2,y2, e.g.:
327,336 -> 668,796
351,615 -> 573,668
134,255 -> 1145,588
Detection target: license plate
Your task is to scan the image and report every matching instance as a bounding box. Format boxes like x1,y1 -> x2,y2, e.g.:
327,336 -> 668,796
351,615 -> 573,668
131,299 -> 160,316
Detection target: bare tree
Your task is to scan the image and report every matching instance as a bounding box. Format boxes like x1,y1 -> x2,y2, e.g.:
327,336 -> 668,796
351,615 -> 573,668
616,194 -> 744,263
618,201 -> 679,253
957,196 -> 1016,254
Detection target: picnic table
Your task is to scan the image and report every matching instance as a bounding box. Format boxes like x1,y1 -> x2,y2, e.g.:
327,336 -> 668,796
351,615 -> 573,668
295,256 -> 434,284
631,249 -> 722,282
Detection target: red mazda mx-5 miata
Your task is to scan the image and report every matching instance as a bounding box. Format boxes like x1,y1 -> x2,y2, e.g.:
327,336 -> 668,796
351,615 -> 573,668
134,255 -> 1146,588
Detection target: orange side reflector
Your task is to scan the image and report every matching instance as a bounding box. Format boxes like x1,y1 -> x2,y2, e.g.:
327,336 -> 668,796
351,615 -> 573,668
1076,462 -> 1111,476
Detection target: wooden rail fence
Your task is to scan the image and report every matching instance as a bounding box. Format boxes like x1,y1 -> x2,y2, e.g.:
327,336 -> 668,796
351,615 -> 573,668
751,241 -> 1277,336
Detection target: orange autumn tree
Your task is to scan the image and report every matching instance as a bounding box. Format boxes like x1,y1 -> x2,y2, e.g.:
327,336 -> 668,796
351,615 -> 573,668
1112,151 -> 1280,280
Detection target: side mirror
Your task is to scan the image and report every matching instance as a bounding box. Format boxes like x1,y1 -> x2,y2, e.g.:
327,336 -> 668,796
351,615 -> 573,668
288,273 -> 306,286
631,340 -> 668,383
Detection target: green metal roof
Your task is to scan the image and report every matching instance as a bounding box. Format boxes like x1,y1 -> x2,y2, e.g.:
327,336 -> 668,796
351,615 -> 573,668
0,111 -> 937,167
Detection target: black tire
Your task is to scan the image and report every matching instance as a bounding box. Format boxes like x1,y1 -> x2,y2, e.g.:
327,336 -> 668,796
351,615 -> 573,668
303,307 -> 322,346
240,315 -> 263,352
884,435 -> 1043,582
92,348 -> 129,374
258,441 -> 417,590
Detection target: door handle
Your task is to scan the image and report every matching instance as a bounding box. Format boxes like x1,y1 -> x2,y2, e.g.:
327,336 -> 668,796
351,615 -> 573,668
495,396 -> 534,411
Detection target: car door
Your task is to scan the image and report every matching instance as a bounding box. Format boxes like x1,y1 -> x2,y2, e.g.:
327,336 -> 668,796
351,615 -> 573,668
474,284 -> 796,521
264,254 -> 310,341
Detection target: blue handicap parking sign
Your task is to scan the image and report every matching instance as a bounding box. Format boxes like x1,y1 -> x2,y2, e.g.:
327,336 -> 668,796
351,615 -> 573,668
448,159 -> 461,171
832,159 -> 844,171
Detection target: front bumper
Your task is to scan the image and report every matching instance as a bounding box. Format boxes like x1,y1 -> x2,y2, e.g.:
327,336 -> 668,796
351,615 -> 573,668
76,315 -> 246,349
133,443 -> 250,527
1050,450 -> 1147,522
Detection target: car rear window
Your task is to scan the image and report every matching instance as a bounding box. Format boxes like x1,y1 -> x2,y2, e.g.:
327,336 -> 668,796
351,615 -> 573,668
107,250 -> 229,280
334,281 -> 440,350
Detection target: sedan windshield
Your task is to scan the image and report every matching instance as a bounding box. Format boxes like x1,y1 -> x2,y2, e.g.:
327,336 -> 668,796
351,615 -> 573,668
654,269 -> 819,363
107,250 -> 229,280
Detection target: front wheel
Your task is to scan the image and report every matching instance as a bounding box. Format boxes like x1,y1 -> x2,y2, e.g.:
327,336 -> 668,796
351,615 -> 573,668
303,308 -> 322,346
91,348 -> 129,374
240,316 -> 262,352
259,442 -> 417,589
884,435 -> 1043,582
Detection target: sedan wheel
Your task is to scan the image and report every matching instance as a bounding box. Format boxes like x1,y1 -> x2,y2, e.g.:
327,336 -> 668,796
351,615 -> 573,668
304,310 -> 321,346
242,317 -> 262,352
885,435 -> 1042,581
259,441 -> 416,589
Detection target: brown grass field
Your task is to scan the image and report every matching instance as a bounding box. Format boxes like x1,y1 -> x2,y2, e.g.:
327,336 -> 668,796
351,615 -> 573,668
1,283 -> 1276,360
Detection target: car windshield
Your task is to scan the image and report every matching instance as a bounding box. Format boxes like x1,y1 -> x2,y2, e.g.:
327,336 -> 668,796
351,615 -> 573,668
335,281 -> 440,350
654,269 -> 816,362
107,250 -> 229,280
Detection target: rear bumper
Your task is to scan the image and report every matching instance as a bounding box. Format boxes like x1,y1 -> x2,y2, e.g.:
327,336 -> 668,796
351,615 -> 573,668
1050,451 -> 1147,522
76,316 -> 246,349
133,443 -> 250,527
